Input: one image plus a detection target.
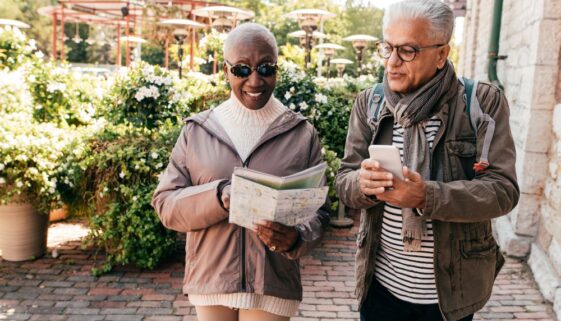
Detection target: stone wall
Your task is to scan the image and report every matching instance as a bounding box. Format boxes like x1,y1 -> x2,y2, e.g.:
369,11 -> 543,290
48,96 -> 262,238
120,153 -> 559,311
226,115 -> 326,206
460,0 -> 561,318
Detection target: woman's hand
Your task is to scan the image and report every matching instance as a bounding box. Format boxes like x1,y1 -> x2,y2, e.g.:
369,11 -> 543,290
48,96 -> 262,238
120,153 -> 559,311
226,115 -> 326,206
253,220 -> 299,253
221,185 -> 231,210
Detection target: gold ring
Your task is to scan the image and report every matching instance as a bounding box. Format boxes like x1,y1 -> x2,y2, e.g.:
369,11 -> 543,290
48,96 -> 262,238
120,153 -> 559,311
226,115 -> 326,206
269,245 -> 276,252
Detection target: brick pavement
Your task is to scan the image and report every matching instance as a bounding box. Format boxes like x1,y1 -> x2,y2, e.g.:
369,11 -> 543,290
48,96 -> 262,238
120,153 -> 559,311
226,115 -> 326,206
0,220 -> 557,321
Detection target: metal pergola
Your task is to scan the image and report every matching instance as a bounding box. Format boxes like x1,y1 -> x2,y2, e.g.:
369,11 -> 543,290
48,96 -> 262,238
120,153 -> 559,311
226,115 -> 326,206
38,0 -> 222,69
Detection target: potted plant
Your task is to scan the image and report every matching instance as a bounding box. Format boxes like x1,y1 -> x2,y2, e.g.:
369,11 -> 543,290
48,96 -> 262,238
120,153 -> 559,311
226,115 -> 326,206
0,114 -> 78,261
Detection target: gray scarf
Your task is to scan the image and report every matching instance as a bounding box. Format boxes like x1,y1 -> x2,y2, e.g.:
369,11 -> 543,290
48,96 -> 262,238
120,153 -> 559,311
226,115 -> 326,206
383,61 -> 458,251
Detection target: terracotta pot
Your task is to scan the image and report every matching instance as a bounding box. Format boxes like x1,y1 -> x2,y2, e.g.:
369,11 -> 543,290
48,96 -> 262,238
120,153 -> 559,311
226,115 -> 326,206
0,202 -> 49,261
49,205 -> 68,222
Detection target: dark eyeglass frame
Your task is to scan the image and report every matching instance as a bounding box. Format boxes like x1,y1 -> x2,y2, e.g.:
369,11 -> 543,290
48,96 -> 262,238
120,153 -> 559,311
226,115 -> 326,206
224,60 -> 278,78
376,41 -> 446,62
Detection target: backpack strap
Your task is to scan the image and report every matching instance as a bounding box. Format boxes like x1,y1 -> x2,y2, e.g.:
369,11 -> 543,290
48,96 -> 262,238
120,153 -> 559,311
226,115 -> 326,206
461,77 -> 478,133
460,77 -> 496,173
367,83 -> 385,123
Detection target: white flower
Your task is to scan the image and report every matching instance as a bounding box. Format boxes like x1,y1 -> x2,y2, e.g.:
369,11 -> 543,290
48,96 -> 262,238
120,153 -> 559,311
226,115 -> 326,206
299,101 -> 308,110
132,196 -> 138,202
0,164 -> 4,171
328,111 -> 333,116
150,152 -> 158,159
16,181 -> 23,188
314,93 -> 328,104
0,177 -> 5,185
46,82 -> 66,93
288,103 -> 296,110
156,162 -> 163,168
119,172 -> 125,179
289,87 -> 295,93
284,91 -> 292,100
35,51 -> 44,59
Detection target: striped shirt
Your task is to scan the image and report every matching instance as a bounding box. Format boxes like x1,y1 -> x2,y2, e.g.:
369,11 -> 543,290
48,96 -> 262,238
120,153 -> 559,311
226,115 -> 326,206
374,115 -> 442,304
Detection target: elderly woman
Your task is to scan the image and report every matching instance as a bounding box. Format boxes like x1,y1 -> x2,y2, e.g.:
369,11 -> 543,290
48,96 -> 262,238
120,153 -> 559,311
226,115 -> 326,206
151,23 -> 330,321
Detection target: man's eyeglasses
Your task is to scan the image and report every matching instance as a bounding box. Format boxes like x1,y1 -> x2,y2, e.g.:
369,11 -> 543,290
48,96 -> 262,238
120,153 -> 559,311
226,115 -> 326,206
376,41 -> 446,62
225,60 -> 278,78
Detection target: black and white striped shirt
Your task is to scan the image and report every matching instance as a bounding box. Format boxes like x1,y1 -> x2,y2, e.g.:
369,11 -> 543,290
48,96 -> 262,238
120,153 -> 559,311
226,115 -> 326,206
374,115 -> 442,304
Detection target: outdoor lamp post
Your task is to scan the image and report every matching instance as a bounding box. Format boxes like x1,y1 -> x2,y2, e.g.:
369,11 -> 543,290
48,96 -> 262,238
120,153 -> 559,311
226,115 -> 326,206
288,30 -> 327,48
343,34 -> 377,73
330,58 -> 353,78
192,6 -> 254,33
314,43 -> 344,78
173,29 -> 188,79
286,9 -> 335,68
120,35 -> 146,63
160,19 -> 205,73
0,19 -> 30,29
192,6 -> 254,74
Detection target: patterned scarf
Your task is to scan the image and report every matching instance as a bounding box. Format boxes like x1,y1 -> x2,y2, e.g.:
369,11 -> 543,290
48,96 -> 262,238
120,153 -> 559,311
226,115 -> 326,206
383,60 -> 458,251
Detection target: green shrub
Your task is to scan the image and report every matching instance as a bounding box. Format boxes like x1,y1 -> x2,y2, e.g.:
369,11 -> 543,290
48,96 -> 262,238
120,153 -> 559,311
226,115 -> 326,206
63,122 -> 181,275
0,113 -> 86,213
26,61 -> 99,126
102,61 -> 186,129
0,26 -> 39,71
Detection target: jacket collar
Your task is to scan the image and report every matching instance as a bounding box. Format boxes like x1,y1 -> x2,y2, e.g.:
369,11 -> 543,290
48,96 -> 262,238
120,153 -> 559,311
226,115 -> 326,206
184,108 -> 308,159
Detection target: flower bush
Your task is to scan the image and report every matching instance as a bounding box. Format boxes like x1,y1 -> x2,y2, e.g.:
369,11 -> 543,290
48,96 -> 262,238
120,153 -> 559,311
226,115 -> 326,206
0,113 -> 92,213
102,61 -> 187,129
175,71 -> 229,114
26,61 -> 101,126
63,122 -> 180,275
0,68 -> 33,115
0,26 -> 40,71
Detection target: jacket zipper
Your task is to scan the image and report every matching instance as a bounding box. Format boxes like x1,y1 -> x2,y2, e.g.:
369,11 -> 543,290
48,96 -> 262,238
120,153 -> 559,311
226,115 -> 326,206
240,157 -> 251,292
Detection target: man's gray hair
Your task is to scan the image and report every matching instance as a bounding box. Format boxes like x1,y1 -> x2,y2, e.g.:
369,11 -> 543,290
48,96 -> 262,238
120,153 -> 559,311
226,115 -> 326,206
223,23 -> 278,60
383,0 -> 454,44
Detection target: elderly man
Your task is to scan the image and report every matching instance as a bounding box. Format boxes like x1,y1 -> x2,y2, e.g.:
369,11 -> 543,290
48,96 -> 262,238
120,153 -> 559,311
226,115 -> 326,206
336,1 -> 519,321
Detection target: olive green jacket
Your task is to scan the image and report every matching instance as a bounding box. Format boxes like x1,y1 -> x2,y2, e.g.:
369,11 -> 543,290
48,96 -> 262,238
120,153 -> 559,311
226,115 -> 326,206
336,80 -> 519,321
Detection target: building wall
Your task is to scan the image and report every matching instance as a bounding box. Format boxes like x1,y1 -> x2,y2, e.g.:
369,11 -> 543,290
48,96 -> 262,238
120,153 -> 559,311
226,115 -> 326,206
460,0 -> 561,317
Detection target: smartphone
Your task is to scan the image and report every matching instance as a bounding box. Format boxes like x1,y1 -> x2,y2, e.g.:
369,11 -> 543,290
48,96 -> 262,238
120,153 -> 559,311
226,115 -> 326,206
368,145 -> 404,180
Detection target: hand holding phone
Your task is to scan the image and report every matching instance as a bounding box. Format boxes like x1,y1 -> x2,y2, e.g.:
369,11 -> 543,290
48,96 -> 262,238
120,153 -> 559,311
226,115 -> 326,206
368,145 -> 404,180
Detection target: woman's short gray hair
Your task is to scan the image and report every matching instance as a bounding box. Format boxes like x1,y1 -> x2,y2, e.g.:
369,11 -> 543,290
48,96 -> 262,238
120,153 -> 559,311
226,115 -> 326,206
383,0 -> 454,44
223,23 -> 278,60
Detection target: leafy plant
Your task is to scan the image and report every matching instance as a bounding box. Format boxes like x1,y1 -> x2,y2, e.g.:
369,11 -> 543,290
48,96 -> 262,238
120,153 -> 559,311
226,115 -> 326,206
102,61 -> 186,129
63,122 -> 181,275
0,26 -> 39,70
26,61 -> 100,126
0,113 -> 86,213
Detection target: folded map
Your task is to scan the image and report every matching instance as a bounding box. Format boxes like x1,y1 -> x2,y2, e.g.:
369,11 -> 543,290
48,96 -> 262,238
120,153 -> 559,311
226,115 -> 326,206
229,163 -> 329,229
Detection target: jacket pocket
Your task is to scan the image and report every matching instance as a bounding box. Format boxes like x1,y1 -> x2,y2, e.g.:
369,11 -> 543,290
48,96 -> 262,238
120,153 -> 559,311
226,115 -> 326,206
458,236 -> 497,305
446,139 -> 476,180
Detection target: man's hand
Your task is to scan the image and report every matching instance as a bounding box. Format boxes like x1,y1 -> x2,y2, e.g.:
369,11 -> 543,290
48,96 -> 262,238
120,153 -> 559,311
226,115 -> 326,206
375,166 -> 427,209
253,220 -> 299,253
359,159 -> 394,196
221,185 -> 231,210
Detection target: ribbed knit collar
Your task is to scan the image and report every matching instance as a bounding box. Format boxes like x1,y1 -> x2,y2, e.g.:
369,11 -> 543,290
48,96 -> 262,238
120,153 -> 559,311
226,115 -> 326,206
215,92 -> 286,126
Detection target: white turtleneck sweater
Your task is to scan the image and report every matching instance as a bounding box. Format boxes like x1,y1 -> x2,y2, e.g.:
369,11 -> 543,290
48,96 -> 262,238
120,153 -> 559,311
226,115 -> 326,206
188,94 -> 301,317
212,93 -> 287,162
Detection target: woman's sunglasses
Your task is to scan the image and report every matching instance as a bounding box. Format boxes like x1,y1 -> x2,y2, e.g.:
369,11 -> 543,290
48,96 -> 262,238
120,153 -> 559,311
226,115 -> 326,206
225,60 -> 278,78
